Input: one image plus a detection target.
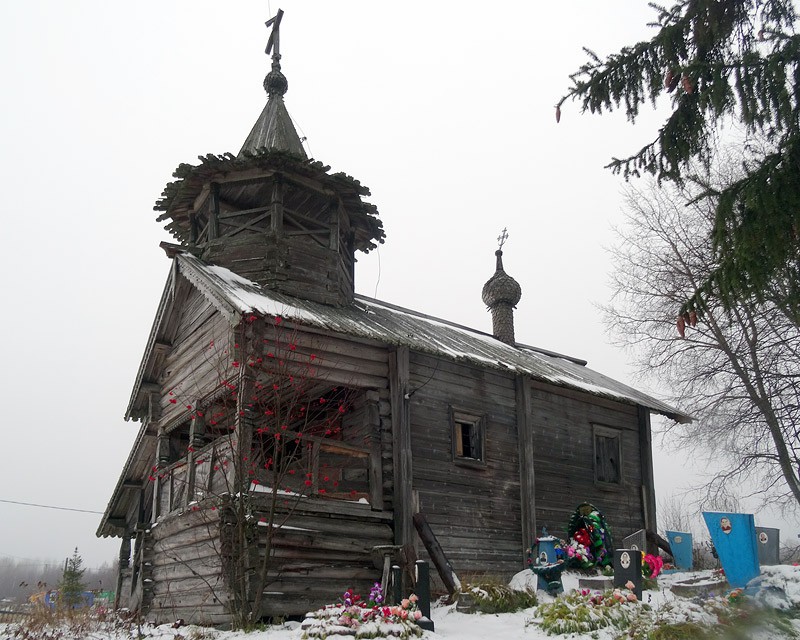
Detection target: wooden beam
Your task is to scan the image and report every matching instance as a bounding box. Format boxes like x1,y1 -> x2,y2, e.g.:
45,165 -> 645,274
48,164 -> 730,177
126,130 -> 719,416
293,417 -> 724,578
189,212 -> 198,244
367,392 -> 384,511
159,241 -> 185,258
152,433 -> 169,521
271,177 -> 284,237
209,182 -> 220,241
413,513 -> 460,596
637,405 -> 657,545
191,183 -> 211,215
218,205 -> 272,220
153,341 -> 172,356
147,391 -> 161,422
389,347 -> 413,551
516,375 -> 537,565
328,202 -> 339,251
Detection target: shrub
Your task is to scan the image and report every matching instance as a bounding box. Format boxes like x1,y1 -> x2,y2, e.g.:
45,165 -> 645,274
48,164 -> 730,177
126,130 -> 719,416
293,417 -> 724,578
530,587 -> 641,635
462,581 -> 537,614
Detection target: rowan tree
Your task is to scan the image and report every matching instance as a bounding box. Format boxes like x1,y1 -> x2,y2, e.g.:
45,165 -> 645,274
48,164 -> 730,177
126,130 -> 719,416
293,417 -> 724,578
605,176 -> 800,510
558,0 -> 800,317
156,315 -> 360,629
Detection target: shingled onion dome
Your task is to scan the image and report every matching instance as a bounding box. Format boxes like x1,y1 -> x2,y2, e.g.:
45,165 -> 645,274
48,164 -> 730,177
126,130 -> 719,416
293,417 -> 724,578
482,249 -> 522,345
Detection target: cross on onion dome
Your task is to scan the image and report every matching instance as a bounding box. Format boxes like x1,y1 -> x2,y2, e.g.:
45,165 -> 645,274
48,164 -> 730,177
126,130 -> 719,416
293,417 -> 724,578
265,9 -> 284,60
497,227 -> 509,250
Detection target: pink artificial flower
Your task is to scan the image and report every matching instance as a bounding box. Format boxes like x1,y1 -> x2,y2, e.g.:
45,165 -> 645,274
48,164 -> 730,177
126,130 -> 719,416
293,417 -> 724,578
401,598 -> 410,609
625,580 -> 635,590
409,594 -> 419,603
413,610 -> 422,620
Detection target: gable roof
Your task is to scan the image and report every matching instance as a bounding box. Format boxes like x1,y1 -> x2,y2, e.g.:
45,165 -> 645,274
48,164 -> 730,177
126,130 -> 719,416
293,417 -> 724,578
171,252 -> 689,423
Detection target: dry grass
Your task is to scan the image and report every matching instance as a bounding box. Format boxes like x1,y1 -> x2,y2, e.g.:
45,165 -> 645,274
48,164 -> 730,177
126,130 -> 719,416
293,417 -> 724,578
4,606 -> 143,640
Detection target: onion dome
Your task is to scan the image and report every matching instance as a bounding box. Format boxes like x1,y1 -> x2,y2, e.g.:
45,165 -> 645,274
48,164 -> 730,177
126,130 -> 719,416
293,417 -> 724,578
482,249 -> 522,308
482,247 -> 522,345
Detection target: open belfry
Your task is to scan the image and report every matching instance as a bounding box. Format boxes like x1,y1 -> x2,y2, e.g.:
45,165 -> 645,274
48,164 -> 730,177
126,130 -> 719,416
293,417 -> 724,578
99,11 -> 686,625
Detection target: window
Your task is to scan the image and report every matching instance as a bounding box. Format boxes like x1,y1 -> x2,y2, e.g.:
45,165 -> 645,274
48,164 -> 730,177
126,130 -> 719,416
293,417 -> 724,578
450,408 -> 485,466
593,424 -> 622,485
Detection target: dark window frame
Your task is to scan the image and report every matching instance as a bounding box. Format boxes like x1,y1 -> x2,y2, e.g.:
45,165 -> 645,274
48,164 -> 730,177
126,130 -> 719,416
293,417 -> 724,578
450,407 -> 486,468
593,423 -> 623,487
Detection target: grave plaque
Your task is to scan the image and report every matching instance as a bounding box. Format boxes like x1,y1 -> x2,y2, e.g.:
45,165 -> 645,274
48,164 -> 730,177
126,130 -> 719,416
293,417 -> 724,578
613,548 -> 642,600
665,530 -> 693,571
702,511 -> 760,588
623,529 -> 647,553
755,526 -> 780,566
535,535 -> 560,564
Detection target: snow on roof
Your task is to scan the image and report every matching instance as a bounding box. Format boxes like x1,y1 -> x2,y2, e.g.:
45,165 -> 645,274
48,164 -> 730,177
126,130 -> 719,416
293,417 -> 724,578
179,254 -> 689,422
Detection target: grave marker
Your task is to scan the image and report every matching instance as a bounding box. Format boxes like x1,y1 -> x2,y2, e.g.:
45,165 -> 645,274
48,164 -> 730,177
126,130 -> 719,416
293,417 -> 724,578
702,511 -> 760,588
755,527 -> 780,566
613,549 -> 642,600
623,529 -> 647,553
665,530 -> 693,571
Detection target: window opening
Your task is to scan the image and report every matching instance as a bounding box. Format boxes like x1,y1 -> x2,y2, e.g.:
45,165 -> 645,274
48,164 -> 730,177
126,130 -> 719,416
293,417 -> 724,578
593,424 -> 622,485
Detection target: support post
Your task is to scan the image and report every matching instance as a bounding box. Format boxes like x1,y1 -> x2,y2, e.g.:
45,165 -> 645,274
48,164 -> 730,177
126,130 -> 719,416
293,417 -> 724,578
186,402 -> 205,501
389,347 -> 413,559
209,182 -> 220,240
152,431 -> 169,519
637,405 -> 657,552
366,391 -> 384,510
271,177 -> 284,236
515,375 -> 536,562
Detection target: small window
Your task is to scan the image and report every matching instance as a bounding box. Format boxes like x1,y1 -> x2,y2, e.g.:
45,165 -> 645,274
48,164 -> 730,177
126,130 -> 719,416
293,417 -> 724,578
593,424 -> 622,485
450,408 -> 485,466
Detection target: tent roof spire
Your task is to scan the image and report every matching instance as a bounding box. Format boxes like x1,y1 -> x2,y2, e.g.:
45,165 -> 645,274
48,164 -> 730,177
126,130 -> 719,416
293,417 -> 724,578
238,9 -> 307,159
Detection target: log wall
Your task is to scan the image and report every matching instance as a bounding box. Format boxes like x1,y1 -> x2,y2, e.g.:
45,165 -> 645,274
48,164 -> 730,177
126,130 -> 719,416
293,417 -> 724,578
247,495 -> 393,617
143,507 -> 229,625
158,290 -> 232,427
408,352 -> 523,579
202,232 -> 355,307
528,380 -> 646,543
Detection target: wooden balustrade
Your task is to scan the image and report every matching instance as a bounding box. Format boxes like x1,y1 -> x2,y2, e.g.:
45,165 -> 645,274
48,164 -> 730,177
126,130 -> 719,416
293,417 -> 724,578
154,431 -> 382,517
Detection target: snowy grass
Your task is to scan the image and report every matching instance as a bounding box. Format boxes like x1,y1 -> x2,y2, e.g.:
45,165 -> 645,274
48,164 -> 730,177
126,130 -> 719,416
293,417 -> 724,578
2,566 -> 800,640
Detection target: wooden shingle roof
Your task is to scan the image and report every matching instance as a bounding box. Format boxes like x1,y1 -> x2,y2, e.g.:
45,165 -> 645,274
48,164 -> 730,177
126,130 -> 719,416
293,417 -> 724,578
177,253 -> 690,423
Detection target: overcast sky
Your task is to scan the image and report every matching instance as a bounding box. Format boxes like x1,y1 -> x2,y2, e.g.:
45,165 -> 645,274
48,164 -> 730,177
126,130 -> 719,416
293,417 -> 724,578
0,2 -> 791,570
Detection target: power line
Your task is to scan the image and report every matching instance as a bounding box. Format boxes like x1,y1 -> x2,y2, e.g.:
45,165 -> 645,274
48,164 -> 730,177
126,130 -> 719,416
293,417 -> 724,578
0,498 -> 103,515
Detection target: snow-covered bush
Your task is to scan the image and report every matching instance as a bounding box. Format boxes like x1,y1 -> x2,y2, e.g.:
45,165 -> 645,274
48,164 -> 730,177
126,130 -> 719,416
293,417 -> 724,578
461,581 -> 537,614
529,587 -> 642,635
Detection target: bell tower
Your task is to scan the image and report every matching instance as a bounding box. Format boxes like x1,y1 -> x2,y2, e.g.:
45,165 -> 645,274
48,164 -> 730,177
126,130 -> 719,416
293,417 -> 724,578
155,10 -> 384,306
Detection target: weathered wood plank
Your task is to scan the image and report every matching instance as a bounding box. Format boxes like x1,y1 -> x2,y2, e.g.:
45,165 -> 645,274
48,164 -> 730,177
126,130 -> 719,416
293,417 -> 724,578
389,347 -> 413,554
413,513 -> 459,596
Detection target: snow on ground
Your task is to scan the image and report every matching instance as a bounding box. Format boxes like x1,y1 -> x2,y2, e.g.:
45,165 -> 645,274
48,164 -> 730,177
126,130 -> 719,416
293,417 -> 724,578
2,567 -> 800,640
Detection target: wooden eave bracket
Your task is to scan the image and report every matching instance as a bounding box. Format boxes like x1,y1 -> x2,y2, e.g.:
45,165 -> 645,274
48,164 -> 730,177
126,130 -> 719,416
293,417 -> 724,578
176,254 -> 241,325
160,241 -> 199,259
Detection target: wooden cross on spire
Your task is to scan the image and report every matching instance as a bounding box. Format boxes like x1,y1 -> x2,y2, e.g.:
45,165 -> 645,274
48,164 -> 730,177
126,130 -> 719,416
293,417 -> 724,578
497,227 -> 509,250
265,8 -> 284,59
